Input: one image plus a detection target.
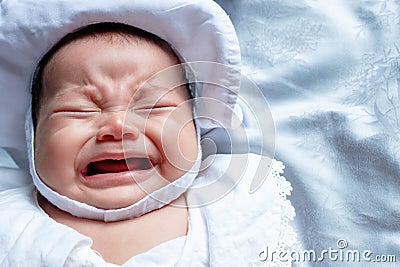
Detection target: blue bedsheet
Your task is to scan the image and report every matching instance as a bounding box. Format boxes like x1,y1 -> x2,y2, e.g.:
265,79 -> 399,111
216,0 -> 400,266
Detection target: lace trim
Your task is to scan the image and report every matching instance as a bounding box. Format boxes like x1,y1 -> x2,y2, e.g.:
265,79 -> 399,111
271,159 -> 297,267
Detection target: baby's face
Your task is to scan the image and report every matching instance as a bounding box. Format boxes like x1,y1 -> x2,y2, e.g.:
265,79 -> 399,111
34,37 -> 198,209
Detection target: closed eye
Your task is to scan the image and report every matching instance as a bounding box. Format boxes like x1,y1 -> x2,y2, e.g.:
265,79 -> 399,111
151,105 -> 176,110
53,108 -> 101,118
129,103 -> 176,112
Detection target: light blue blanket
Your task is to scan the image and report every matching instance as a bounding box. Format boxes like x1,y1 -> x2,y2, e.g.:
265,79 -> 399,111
215,0 -> 400,266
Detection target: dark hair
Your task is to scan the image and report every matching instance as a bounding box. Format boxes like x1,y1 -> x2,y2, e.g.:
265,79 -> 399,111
31,22 -> 179,127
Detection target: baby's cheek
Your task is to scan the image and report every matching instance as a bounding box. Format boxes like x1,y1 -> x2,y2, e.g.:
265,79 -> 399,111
164,121 -> 198,174
34,120 -> 90,186
177,122 -> 198,163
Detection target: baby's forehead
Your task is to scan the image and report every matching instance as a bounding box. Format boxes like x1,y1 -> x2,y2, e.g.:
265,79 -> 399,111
42,23 -> 179,71
48,32 -> 174,66
41,35 -> 187,99
57,31 -> 151,51
41,25 -> 184,89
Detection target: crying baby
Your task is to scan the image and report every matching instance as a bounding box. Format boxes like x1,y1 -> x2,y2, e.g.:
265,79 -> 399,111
30,23 -> 199,265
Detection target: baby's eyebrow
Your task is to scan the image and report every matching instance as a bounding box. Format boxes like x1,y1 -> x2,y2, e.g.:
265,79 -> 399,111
51,85 -> 97,103
52,87 -> 81,99
133,84 -> 175,99
128,85 -> 186,109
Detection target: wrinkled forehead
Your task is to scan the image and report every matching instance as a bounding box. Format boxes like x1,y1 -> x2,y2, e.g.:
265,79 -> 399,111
32,24 -> 189,125
41,38 -> 190,106
40,23 -> 181,83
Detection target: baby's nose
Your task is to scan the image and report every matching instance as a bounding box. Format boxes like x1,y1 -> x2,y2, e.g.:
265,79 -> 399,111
96,110 -> 139,142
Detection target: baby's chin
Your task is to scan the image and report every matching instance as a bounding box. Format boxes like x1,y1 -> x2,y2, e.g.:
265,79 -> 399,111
72,185 -> 149,210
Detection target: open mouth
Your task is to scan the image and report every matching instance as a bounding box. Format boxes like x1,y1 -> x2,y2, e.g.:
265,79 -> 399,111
83,158 -> 153,177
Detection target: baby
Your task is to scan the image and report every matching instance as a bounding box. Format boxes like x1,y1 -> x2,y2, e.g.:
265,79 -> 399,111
32,22 -> 198,264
